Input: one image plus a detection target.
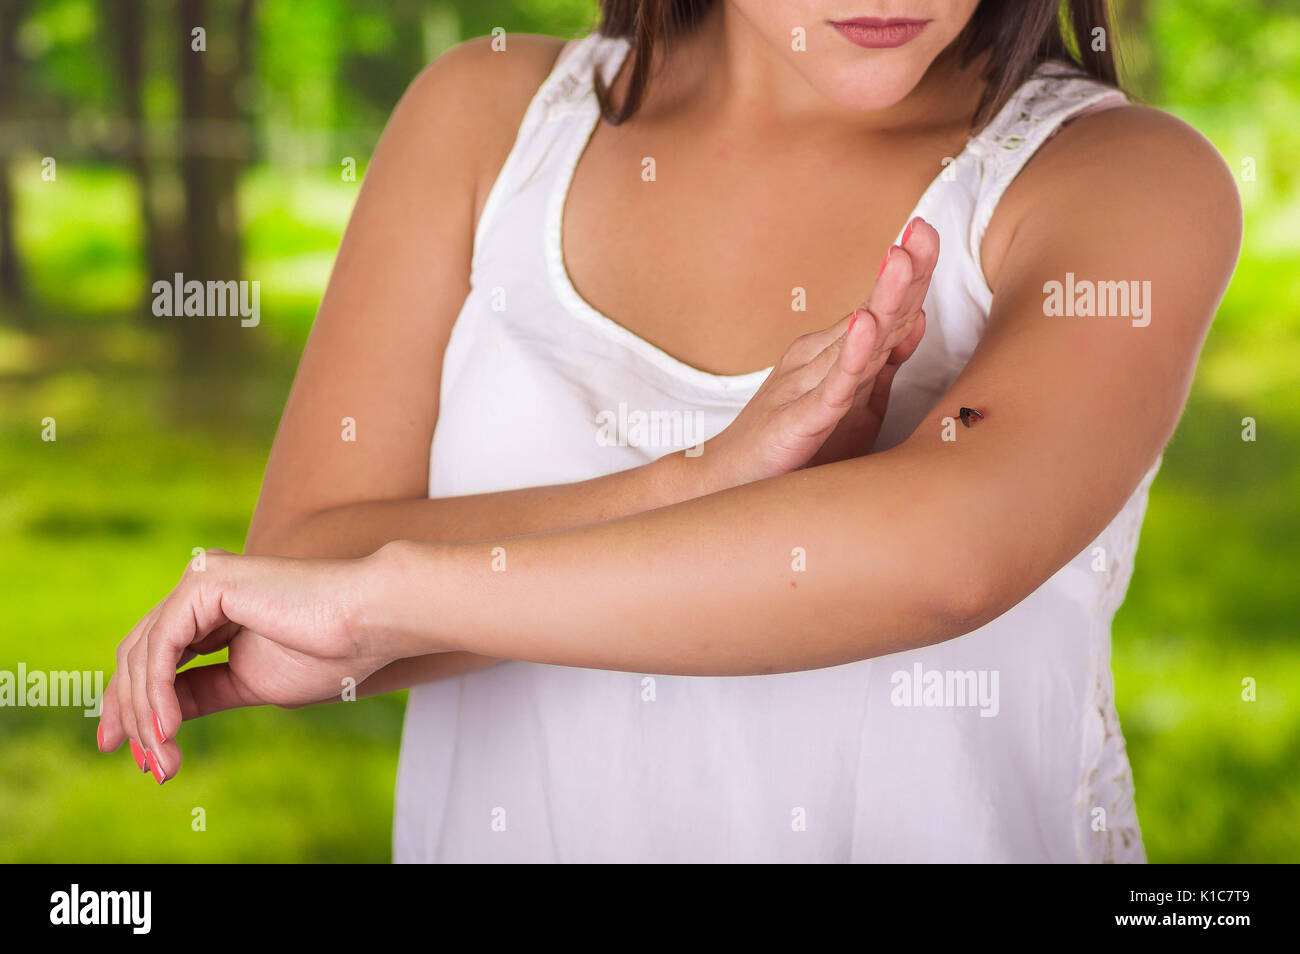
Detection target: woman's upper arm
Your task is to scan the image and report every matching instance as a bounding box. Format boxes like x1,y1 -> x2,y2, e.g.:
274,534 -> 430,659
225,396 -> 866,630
247,36 -> 565,549
899,105 -> 1242,621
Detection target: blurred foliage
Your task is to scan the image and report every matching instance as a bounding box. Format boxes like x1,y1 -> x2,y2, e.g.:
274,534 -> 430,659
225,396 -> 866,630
0,0 -> 1297,862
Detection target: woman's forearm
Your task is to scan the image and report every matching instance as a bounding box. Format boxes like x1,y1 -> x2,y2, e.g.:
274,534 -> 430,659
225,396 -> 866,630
247,449 -> 711,560
372,440 -> 996,677
245,448 -> 714,693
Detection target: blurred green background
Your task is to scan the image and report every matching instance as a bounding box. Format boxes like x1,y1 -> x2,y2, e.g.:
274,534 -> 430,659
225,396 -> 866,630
0,0 -> 1296,862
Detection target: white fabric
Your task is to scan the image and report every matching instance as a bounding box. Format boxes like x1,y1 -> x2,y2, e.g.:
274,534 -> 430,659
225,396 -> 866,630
394,33 -> 1151,863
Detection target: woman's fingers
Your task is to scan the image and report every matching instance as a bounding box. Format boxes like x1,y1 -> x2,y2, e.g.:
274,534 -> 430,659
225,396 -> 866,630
854,219 -> 935,364
890,305 -> 927,366
782,314 -> 880,439
174,660 -> 255,722
140,564 -> 236,761
883,217 -> 940,319
706,216 -> 939,481
853,240 -> 923,362
819,311 -> 878,410
190,619 -> 243,657
778,316 -> 850,369
867,310 -> 926,423
872,243 -> 914,315
100,598 -> 164,756
791,302 -> 917,405
126,640 -> 249,782
101,621 -> 218,778
97,553 -> 238,785
778,216 -> 936,395
128,607 -> 185,783
128,615 -> 181,783
788,219 -> 936,453
101,670 -> 148,772
146,553 -> 264,750
140,738 -> 185,785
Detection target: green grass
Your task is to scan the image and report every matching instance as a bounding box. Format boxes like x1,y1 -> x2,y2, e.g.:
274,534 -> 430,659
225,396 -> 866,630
1,154 -> 1297,862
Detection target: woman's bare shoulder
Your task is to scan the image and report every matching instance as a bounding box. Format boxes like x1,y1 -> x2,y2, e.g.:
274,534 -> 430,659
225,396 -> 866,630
1035,103 -> 1236,196
394,33 -> 571,218
407,32 -> 569,118
984,103 -> 1242,291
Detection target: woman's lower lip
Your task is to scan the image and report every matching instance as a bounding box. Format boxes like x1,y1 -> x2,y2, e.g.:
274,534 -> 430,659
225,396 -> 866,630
829,19 -> 930,49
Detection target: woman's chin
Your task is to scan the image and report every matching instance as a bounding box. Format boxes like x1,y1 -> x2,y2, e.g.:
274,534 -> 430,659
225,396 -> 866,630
806,66 -> 934,115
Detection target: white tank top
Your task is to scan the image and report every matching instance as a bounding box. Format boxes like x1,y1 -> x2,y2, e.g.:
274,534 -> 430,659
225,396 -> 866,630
394,33 -> 1152,863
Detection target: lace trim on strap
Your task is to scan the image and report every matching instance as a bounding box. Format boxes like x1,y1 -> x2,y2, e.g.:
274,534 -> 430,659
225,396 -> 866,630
966,65 -> 1130,273
540,33 -> 630,115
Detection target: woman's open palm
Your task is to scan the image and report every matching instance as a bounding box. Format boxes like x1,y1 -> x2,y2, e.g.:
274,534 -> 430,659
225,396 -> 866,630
706,216 -> 937,486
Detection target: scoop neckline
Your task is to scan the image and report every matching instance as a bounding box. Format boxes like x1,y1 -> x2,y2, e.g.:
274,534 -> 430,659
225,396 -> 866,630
542,35 -> 1046,393
544,39 -> 775,393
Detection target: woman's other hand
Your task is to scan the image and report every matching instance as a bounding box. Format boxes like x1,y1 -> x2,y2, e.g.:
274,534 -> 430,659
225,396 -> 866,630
96,549 -> 396,783
702,215 -> 936,489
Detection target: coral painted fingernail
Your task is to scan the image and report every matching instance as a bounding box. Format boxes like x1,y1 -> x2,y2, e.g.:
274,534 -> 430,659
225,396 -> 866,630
878,248 -> 891,277
902,218 -> 915,245
847,311 -> 858,336
96,722 -> 105,752
129,739 -> 147,771
152,710 -> 166,744
145,750 -> 166,785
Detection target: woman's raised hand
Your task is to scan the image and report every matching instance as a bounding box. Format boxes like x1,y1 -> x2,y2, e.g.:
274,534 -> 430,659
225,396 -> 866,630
702,216 -> 937,488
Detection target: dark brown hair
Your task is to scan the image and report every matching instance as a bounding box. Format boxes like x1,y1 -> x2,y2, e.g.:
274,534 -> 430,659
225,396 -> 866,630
595,0 -> 1122,128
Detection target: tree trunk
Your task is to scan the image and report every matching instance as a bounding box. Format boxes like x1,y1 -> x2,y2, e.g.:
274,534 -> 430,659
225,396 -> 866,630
0,0 -> 29,312
106,0 -> 176,308
175,0 -> 257,374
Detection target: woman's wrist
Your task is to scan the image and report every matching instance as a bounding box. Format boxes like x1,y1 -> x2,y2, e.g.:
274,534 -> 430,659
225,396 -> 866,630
359,539 -> 465,662
653,442 -> 735,502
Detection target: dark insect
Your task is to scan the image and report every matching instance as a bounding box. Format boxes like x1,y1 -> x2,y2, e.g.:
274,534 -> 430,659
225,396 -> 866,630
959,407 -> 984,428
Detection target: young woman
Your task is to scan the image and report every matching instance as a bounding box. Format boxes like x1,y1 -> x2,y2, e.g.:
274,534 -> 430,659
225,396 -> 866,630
97,0 -> 1240,862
